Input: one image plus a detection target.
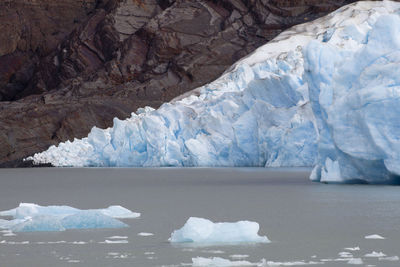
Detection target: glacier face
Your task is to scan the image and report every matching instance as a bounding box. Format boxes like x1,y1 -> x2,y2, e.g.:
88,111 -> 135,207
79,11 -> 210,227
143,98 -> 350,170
305,12 -> 400,183
29,43 -> 317,168
28,1 -> 400,183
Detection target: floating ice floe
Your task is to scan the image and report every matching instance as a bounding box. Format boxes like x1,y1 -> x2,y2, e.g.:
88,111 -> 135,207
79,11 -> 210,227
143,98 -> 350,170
344,247 -> 360,251
99,239 -> 129,244
265,260 -> 322,266
138,232 -> 154,236
338,252 -> 353,258
0,203 -> 139,232
169,217 -> 269,244
192,257 -> 323,267
191,257 -> 259,267
364,251 -> 386,257
27,1 -> 400,184
347,258 -> 363,265
364,234 -> 385,240
379,256 -> 399,261
202,250 -> 225,254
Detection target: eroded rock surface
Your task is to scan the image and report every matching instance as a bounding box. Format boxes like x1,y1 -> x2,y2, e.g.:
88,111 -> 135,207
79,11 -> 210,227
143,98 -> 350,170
0,0 -> 356,167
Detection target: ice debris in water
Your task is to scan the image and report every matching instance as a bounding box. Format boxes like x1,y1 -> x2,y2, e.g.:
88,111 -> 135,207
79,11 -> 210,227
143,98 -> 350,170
344,247 -> 360,251
347,258 -> 363,265
192,257 -> 323,267
379,256 -> 399,261
191,257 -> 260,267
0,203 -> 139,232
27,1 -> 400,184
138,232 -> 154,236
364,234 -> 385,240
364,251 -> 386,257
169,217 -> 269,244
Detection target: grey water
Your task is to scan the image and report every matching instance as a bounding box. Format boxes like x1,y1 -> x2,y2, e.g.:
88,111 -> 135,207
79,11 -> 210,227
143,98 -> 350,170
0,168 -> 399,267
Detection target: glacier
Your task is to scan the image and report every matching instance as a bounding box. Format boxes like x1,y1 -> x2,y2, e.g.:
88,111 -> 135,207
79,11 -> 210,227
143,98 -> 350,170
169,217 -> 269,244
0,203 -> 139,232
28,1 -> 400,183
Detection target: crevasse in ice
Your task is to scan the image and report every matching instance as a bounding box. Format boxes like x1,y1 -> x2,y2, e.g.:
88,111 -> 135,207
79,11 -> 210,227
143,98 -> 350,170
0,203 -> 140,232
28,1 -> 400,183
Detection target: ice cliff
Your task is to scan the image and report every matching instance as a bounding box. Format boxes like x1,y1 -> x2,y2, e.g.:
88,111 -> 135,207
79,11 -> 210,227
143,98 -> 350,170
28,1 -> 400,183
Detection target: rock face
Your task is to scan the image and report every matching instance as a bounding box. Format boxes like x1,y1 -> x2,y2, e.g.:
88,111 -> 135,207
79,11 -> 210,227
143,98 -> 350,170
0,0 -> 356,167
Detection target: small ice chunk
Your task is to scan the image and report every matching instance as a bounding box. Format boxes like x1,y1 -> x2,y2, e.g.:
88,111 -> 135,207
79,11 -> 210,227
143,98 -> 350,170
47,241 -> 66,244
144,252 -> 155,255
138,232 -> 154,236
347,258 -> 363,265
108,236 -> 128,239
344,247 -> 360,251
339,252 -> 353,258
1,230 -> 16,237
69,241 -> 85,245
99,239 -> 129,244
202,250 -> 225,254
67,260 -> 80,263
192,257 -> 256,266
364,251 -> 386,257
364,234 -> 385,239
379,256 -> 399,261
169,217 -> 269,244
107,252 -> 120,256
264,260 -> 321,266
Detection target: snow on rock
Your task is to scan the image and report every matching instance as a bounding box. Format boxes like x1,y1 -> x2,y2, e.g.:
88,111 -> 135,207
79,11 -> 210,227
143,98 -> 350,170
169,217 -> 269,244
27,1 -> 400,183
0,203 -> 139,232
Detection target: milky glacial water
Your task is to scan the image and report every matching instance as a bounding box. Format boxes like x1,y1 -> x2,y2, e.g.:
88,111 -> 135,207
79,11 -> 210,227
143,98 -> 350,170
0,168 -> 399,266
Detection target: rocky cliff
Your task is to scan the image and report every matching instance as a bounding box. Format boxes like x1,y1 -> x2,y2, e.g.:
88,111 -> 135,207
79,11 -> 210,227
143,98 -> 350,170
0,0 -> 356,167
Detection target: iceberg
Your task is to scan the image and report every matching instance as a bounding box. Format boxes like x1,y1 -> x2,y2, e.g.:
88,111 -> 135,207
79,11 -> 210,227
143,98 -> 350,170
169,217 -> 269,244
0,203 -> 139,232
27,1 -> 400,183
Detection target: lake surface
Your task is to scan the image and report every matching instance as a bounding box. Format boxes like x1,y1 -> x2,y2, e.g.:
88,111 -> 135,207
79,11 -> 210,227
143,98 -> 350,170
0,167 -> 399,266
